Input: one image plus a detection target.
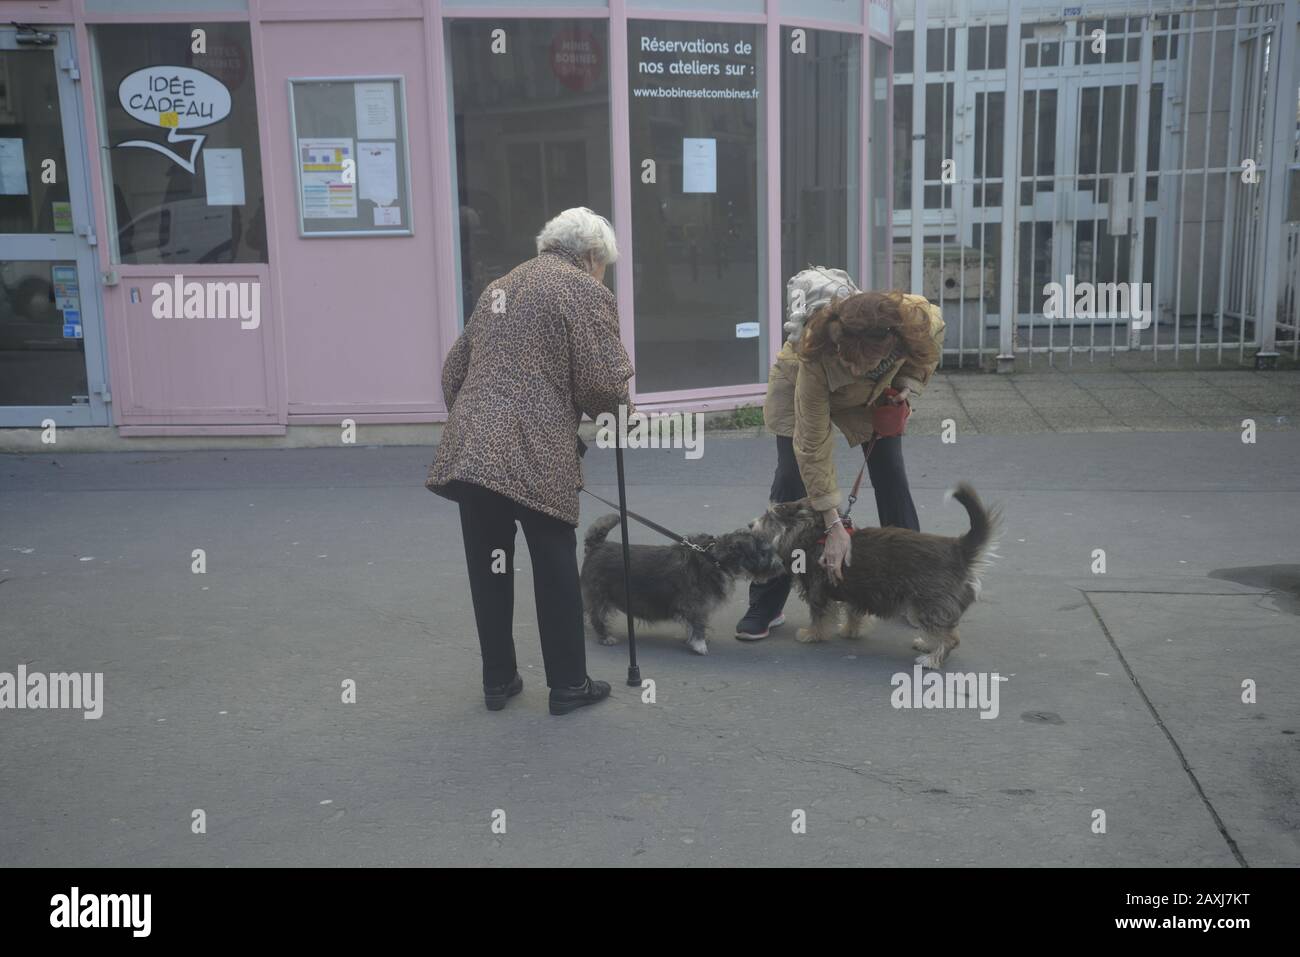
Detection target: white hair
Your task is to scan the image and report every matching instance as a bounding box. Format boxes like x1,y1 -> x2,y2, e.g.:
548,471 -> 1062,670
536,207 -> 619,266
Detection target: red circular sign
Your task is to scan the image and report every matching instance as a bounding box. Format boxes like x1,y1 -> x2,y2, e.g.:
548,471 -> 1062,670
550,30 -> 602,92
193,40 -> 247,93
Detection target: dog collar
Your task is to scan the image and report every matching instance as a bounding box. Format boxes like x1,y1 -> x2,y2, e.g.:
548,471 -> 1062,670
682,537 -> 721,566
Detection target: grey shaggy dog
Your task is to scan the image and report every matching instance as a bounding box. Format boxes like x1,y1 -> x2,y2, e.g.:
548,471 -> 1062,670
581,514 -> 787,655
751,483 -> 1000,669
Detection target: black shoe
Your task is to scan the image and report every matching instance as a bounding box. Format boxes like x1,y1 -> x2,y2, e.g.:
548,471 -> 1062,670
484,672 -> 523,711
549,677 -> 611,716
737,575 -> 792,640
735,611 -> 786,640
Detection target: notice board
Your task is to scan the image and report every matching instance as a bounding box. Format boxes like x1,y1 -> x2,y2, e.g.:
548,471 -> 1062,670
288,76 -> 413,236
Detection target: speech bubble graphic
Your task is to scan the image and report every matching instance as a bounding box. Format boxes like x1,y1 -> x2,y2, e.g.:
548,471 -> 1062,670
116,67 -> 231,174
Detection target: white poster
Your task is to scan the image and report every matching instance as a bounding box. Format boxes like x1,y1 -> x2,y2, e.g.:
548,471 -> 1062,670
298,137 -> 357,219
354,82 -> 397,140
373,206 -> 402,226
0,138 -> 29,196
357,141 -> 399,207
682,137 -> 717,194
203,148 -> 245,206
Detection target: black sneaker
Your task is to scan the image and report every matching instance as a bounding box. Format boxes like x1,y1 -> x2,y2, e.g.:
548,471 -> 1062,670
737,576 -> 792,640
484,672 -> 523,711
735,611 -> 786,641
549,677 -> 611,716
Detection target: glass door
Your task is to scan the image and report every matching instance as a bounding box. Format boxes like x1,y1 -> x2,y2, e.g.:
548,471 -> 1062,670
0,26 -> 107,425
1013,21 -> 1171,350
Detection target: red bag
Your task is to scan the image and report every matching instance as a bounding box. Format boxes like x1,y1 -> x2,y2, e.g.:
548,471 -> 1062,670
844,387 -> 911,520
872,386 -> 910,437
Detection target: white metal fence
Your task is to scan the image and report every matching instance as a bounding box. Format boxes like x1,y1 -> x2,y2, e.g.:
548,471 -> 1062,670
893,0 -> 1300,367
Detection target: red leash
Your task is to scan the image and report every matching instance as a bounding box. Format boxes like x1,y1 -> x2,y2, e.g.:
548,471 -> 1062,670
844,445 -> 871,520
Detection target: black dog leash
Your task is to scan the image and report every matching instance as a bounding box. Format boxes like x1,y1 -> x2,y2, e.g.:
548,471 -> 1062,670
580,487 -> 720,565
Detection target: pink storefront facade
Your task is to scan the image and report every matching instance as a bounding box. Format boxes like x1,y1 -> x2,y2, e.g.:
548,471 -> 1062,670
0,0 -> 893,440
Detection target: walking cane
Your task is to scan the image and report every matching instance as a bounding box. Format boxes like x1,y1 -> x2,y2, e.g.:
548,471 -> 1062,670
614,441 -> 641,688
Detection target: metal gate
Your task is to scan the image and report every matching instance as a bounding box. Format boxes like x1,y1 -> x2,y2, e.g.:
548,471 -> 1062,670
893,0 -> 1300,368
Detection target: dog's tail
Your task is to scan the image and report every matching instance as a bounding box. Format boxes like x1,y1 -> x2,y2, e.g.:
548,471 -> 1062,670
945,483 -> 1000,566
584,513 -> 622,555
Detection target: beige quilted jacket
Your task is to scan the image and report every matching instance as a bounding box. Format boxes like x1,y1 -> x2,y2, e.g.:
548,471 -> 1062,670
762,293 -> 946,511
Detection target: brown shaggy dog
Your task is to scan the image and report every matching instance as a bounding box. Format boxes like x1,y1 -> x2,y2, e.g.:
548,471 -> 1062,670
751,483 -> 999,669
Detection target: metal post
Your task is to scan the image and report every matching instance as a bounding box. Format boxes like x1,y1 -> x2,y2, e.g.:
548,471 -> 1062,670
997,0 -> 1023,371
1216,5 -> 1246,365
910,0 -> 928,296
1258,0 -> 1300,366
1130,15 -> 1154,350
614,444 -> 640,687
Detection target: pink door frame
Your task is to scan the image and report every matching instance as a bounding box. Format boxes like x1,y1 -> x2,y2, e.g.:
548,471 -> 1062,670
69,3 -> 290,435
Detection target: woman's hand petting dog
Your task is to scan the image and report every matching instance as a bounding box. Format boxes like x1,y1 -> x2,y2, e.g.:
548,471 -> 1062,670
820,521 -> 852,583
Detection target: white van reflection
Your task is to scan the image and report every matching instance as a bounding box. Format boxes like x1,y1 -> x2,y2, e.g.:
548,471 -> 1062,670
117,198 -> 236,264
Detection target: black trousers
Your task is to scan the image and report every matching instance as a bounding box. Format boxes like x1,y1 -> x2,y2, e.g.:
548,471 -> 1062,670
454,482 -> 587,690
746,433 -> 921,618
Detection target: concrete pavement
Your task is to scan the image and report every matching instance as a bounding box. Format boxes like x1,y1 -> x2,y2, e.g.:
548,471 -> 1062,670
2,368 -> 1295,453
1,426 -> 1297,866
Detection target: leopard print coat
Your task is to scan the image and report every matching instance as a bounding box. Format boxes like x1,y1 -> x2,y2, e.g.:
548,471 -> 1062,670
426,250 -> 634,526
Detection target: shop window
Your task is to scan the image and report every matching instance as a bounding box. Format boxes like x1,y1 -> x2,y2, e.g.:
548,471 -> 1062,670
1019,88 -> 1056,205
465,0 -> 607,6
967,25 -> 1007,71
892,81 -> 954,212
447,18 -> 612,322
926,27 -> 956,72
973,90 -> 1005,207
779,0 -> 863,22
780,28 -> 860,285
893,83 -> 912,211
923,81 -> 954,209
92,23 -> 266,265
894,30 -> 913,74
0,51 -> 71,234
627,20 -> 765,393
630,0 -> 762,11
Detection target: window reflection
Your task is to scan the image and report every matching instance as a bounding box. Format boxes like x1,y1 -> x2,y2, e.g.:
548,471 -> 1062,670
93,23 -> 267,265
627,20 -> 764,393
0,51 -> 71,235
0,260 -> 88,406
448,19 -> 613,321
781,28 -> 860,285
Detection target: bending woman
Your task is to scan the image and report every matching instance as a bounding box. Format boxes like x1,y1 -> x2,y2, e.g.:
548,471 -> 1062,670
736,289 -> 945,640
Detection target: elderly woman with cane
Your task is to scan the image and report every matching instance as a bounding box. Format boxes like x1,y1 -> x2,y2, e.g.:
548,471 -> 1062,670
427,207 -> 633,715
736,270 -> 945,640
